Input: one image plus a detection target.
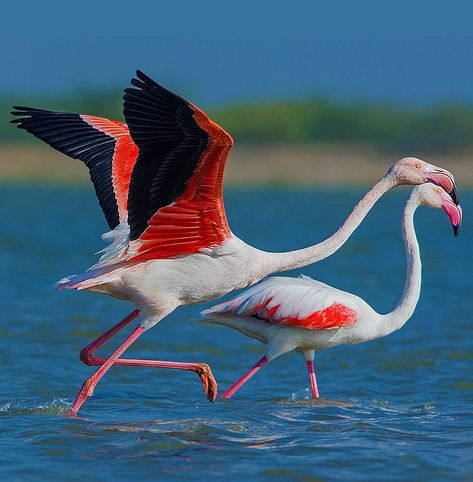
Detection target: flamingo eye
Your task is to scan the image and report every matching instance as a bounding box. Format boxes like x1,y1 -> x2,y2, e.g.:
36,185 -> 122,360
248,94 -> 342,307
415,162 -> 421,169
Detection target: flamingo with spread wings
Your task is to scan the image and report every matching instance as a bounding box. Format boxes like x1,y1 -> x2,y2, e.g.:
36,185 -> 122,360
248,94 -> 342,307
202,184 -> 462,399
11,71 -> 459,413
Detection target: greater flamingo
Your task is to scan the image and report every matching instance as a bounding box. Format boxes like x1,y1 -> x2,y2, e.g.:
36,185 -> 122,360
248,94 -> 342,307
202,184 -> 462,399
11,71 -> 459,413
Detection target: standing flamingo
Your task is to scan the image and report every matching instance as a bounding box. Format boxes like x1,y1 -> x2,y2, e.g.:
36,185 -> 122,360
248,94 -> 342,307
11,71 -> 459,413
202,184 -> 462,399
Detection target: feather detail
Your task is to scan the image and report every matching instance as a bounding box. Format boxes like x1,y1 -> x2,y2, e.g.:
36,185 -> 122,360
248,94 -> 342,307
122,71 -> 233,260
203,276 -> 358,331
11,107 -> 138,229
94,222 -> 131,264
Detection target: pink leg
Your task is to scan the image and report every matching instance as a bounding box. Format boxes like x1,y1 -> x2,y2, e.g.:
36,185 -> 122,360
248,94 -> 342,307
79,309 -> 140,365
71,326 -> 145,414
84,356 -> 217,403
75,310 -> 217,409
306,360 -> 320,399
221,355 -> 269,399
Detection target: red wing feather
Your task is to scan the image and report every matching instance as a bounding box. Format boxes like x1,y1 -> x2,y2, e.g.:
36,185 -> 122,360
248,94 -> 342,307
251,300 -> 357,330
205,277 -> 359,331
128,104 -> 233,261
81,115 -> 138,221
277,303 -> 358,330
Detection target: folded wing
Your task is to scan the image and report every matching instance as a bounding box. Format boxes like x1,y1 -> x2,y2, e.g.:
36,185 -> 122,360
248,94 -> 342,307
203,276 -> 358,330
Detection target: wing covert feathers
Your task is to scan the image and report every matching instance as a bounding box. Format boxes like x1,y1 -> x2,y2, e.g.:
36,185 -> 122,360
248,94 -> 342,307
123,70 -> 233,260
203,277 -> 358,330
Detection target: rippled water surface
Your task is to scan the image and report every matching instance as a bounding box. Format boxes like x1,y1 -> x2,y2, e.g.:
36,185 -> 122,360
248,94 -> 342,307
1,185 -> 472,481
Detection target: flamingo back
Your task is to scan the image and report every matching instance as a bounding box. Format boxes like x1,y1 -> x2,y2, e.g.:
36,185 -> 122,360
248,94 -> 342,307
202,276 -> 358,330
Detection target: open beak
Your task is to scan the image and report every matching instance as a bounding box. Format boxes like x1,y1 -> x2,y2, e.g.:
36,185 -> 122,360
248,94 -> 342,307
441,197 -> 462,237
424,166 -> 460,205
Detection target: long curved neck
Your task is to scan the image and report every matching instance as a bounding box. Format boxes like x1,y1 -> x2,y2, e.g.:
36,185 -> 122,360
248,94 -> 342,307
267,176 -> 396,273
376,195 -> 422,337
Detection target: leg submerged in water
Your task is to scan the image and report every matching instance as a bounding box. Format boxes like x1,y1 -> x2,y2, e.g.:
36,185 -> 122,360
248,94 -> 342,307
221,355 -> 269,399
71,311 -> 217,413
302,349 -> 319,399
71,325 -> 145,413
220,348 -> 320,400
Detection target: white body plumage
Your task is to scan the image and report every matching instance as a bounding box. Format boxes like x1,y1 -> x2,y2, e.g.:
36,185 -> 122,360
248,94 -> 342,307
201,184 -> 462,398
202,275 -> 384,359
60,235 -> 275,328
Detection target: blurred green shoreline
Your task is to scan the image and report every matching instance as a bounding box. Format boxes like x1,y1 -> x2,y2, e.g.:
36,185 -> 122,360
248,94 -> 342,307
2,92 -> 472,185
1,142 -> 471,186
5,92 -> 473,150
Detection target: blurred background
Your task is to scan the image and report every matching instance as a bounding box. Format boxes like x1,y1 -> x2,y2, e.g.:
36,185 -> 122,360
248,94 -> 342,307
1,2 -> 473,185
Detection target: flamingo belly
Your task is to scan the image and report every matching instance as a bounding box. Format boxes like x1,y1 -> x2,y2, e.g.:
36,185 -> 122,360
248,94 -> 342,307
57,235 -> 272,326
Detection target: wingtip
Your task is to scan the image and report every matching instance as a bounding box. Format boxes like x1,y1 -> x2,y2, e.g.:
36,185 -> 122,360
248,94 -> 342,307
10,106 -> 46,125
136,69 -> 149,81
12,105 -> 34,111
128,70 -> 152,91
11,106 -> 28,116
133,69 -> 145,83
134,69 -> 157,88
11,106 -> 47,116
11,106 -> 30,124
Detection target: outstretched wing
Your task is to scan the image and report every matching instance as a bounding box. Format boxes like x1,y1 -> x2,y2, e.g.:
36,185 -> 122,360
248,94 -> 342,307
203,276 -> 358,330
11,108 -> 138,229
123,70 -> 233,261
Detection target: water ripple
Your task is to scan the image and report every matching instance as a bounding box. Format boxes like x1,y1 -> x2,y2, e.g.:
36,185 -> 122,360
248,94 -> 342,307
1,186 -> 472,481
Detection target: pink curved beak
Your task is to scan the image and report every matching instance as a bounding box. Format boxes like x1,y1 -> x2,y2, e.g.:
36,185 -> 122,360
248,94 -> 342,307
441,193 -> 462,237
423,165 -> 459,205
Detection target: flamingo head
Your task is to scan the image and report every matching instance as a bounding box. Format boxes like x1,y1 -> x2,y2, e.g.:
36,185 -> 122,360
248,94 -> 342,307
415,183 -> 462,236
387,157 -> 459,205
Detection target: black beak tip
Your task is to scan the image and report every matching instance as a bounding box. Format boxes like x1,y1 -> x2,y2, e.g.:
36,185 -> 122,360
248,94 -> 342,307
450,186 -> 460,206
453,224 -> 460,237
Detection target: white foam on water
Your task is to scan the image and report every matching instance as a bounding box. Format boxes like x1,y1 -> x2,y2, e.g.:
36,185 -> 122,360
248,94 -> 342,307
0,397 -> 71,415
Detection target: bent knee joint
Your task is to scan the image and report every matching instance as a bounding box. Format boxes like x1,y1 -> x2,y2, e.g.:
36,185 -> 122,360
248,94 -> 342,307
80,348 -> 98,366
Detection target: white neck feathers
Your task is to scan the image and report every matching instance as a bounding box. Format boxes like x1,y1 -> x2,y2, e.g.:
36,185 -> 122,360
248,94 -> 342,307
376,194 -> 422,336
267,176 -> 396,273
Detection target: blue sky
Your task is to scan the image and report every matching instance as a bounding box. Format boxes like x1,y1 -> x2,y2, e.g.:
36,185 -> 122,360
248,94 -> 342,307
2,1 -> 473,106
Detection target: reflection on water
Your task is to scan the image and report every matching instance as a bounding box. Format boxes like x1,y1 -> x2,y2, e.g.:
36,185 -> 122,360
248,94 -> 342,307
1,185 -> 472,480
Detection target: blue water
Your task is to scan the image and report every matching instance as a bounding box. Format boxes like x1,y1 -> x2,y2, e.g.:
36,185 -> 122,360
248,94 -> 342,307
1,184 -> 472,481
